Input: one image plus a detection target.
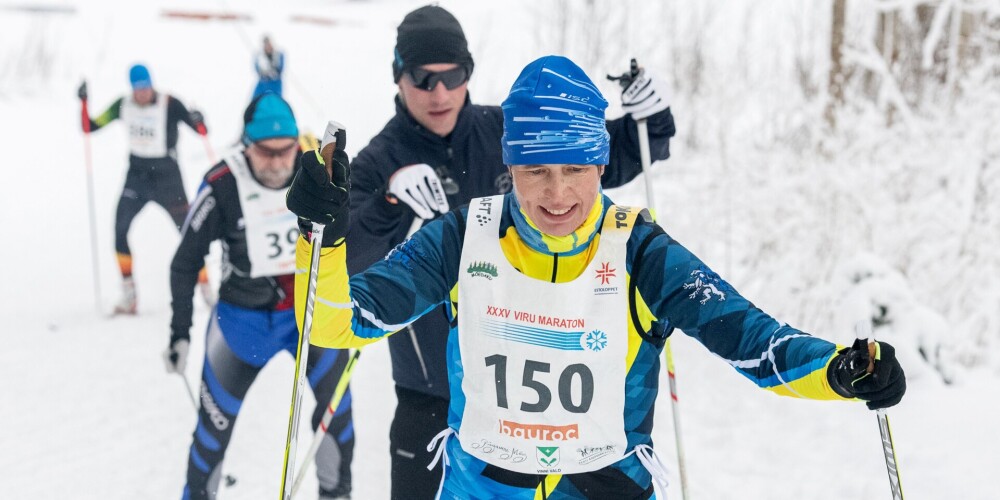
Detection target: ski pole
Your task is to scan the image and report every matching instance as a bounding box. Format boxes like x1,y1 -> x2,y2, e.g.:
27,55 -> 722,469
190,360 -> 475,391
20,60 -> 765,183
80,87 -> 103,313
196,123 -> 218,164
609,59 -> 689,500
662,338 -> 688,499
278,217 -> 321,500
855,322 -> 905,500
279,121 -> 345,500
290,348 -> 362,497
180,372 -> 199,409
636,117 -> 655,210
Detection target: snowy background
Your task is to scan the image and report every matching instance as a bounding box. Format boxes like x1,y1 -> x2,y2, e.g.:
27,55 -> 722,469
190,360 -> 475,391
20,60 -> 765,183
1,0 -> 998,498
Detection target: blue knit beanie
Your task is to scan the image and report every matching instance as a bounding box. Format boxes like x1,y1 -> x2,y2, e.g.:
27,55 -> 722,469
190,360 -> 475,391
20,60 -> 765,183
129,64 -> 152,90
243,92 -> 298,143
501,56 -> 609,166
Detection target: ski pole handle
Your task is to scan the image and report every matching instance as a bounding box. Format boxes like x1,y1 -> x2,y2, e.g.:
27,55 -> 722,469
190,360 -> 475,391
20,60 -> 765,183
320,120 -> 346,169
854,322 -> 904,500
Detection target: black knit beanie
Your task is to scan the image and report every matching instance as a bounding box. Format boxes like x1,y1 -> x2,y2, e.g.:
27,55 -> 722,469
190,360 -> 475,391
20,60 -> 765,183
392,5 -> 474,82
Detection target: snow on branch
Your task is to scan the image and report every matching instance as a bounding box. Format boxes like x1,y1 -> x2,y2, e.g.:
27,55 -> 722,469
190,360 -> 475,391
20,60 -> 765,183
923,0 -> 956,70
871,0 -> 924,12
843,44 -> 916,123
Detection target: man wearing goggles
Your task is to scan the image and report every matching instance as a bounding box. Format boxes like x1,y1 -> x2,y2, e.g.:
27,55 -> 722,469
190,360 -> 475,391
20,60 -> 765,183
346,6 -> 677,498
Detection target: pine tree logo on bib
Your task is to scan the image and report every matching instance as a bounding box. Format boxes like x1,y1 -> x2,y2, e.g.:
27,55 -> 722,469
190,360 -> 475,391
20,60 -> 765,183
536,446 -> 560,467
467,261 -> 498,279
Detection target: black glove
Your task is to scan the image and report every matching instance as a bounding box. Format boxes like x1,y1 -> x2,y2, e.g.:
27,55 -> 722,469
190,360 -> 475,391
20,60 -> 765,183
287,148 -> 350,247
827,339 -> 906,410
189,109 -> 207,135
77,81 -> 88,101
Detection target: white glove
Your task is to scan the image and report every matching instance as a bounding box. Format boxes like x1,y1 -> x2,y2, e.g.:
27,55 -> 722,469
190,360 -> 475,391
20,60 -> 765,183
256,53 -> 278,79
163,339 -> 190,374
387,163 -> 450,219
621,69 -> 671,120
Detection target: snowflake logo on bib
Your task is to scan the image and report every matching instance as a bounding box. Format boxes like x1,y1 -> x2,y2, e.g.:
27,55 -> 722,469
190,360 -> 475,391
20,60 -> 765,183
583,330 -> 608,351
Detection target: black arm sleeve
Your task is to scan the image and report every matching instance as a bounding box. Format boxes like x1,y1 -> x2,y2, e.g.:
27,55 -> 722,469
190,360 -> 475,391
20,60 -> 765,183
169,185 -> 220,343
601,107 -> 676,188
168,95 -> 203,132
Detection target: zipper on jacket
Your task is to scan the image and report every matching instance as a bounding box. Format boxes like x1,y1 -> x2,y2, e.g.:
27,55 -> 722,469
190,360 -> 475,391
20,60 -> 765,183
407,324 -> 432,387
550,253 -> 559,282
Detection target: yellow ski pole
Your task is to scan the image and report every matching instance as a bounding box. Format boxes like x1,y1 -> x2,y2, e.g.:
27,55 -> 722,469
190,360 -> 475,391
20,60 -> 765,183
279,121 -> 345,500
291,349 -> 362,496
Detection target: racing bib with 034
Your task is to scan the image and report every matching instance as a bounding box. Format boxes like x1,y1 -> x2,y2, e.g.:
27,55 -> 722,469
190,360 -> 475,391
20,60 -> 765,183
457,196 -> 634,475
120,96 -> 169,158
227,152 -> 298,278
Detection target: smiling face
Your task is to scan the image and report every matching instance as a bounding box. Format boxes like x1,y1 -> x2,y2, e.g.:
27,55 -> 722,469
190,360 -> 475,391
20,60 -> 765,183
510,164 -> 605,237
397,62 -> 468,137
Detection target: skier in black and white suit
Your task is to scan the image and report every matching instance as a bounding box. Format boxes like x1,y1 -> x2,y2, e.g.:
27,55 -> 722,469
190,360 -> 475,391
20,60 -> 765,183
165,93 -> 353,500
78,63 -> 211,314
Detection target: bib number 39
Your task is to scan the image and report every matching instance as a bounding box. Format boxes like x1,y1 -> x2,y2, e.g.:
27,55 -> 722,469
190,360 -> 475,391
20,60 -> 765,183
484,354 -> 594,414
266,227 -> 299,259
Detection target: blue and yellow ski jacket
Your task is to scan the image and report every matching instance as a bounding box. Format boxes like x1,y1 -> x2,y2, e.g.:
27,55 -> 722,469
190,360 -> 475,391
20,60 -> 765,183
296,193 -> 849,498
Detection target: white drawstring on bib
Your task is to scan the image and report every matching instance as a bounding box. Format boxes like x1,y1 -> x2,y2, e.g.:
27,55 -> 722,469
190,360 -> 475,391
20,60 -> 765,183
627,444 -> 671,499
426,427 -> 455,499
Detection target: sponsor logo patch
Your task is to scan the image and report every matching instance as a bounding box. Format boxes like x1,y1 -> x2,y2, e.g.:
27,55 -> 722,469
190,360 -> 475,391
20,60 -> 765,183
467,261 -> 498,279
499,420 -> 579,441
536,446 -> 560,467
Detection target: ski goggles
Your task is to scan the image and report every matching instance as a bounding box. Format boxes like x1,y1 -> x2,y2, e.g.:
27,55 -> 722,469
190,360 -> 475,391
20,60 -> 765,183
407,65 -> 470,91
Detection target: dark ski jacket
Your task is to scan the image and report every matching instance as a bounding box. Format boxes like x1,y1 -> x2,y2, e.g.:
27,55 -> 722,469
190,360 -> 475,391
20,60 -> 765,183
169,144 -> 309,345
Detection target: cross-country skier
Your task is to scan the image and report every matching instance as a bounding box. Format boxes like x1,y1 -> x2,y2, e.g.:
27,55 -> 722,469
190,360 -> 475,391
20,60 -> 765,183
286,55 -> 906,499
345,6 -> 676,498
165,93 -> 353,500
77,63 -> 211,314
253,35 -> 285,98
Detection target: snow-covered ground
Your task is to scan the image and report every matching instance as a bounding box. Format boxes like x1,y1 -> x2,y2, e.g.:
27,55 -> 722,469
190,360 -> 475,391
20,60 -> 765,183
1,0 -> 997,498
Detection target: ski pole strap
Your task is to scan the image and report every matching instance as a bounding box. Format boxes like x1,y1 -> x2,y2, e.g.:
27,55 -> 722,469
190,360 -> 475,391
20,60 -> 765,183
426,427 -> 454,471
626,444 -> 671,499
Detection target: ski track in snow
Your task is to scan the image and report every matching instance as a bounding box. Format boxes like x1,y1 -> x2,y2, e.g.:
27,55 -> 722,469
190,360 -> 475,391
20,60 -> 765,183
1,0 -> 997,498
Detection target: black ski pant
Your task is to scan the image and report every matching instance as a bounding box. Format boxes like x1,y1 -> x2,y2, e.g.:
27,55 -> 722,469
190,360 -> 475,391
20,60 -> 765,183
390,385 -> 449,500
114,155 -> 189,262
183,302 -> 354,500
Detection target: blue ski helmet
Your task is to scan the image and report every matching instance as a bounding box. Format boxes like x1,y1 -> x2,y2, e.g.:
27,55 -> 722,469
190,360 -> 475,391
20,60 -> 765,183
129,64 -> 152,90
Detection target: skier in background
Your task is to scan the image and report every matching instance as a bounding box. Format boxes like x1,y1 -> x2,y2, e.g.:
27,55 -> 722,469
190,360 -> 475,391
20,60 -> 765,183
78,63 -> 211,315
345,5 -> 676,498
165,92 -> 354,500
286,54 -> 907,499
253,35 -> 285,98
